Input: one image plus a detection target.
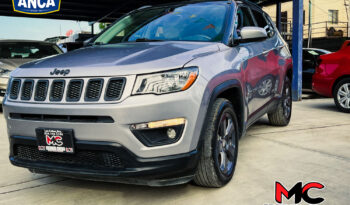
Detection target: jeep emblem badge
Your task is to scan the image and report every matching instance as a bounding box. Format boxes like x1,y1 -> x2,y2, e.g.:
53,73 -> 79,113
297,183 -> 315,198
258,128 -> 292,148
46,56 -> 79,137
50,68 -> 70,76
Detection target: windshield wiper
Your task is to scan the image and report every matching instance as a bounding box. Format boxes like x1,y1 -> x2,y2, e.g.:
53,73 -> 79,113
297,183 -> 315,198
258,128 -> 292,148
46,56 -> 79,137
135,38 -> 164,42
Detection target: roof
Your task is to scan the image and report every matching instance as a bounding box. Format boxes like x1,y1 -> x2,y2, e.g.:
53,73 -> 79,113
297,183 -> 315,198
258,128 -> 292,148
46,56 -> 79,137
0,0 -> 291,22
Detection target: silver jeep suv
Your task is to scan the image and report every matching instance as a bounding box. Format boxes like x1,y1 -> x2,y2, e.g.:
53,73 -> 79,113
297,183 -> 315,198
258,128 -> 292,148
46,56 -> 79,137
3,0 -> 293,187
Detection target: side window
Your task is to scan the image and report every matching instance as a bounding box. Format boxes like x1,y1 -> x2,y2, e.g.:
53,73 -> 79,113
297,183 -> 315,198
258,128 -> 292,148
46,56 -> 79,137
251,9 -> 268,28
252,9 -> 274,37
251,9 -> 274,38
264,13 -> 277,37
236,7 -> 255,36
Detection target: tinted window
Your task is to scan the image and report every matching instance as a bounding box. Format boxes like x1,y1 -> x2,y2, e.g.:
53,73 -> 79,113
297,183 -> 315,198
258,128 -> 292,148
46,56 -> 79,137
0,42 -> 62,59
251,9 -> 268,28
236,7 -> 255,31
251,9 -> 277,38
264,13 -> 276,37
95,3 -> 228,44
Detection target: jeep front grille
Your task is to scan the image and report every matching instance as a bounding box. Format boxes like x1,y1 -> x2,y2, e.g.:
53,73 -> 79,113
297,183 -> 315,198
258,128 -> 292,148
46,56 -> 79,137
50,80 -> 65,101
8,77 -> 126,103
21,80 -> 34,100
34,80 -> 49,101
85,79 -> 103,101
10,79 -> 21,99
67,80 -> 83,102
105,78 -> 125,101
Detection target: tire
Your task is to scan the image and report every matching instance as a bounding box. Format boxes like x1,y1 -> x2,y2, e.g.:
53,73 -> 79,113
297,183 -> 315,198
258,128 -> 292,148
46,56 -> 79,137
268,76 -> 292,126
333,78 -> 350,113
194,98 -> 239,188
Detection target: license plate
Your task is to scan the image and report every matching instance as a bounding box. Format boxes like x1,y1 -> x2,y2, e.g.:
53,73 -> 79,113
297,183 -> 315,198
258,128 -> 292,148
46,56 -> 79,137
36,129 -> 75,154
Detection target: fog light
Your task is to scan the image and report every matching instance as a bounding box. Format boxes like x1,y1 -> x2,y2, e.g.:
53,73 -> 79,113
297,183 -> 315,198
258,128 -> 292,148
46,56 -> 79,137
167,128 -> 176,139
130,118 -> 186,147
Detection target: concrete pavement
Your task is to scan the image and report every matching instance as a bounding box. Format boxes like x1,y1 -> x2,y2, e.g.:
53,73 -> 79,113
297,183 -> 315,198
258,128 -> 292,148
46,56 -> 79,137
0,98 -> 349,205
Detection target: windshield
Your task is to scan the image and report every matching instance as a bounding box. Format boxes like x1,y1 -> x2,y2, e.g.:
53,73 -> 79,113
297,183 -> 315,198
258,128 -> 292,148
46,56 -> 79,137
94,3 -> 228,44
0,42 -> 62,59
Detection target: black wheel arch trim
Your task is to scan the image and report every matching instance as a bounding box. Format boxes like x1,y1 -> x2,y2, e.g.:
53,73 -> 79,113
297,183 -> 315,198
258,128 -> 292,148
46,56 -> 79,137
197,79 -> 246,153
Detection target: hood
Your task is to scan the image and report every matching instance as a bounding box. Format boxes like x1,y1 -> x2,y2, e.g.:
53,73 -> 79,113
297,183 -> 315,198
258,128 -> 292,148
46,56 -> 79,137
0,58 -> 34,70
13,41 -> 220,78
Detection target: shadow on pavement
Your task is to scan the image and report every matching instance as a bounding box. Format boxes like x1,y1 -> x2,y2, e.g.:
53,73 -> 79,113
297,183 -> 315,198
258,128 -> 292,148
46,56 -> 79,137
43,177 -> 206,198
306,103 -> 340,113
302,92 -> 326,100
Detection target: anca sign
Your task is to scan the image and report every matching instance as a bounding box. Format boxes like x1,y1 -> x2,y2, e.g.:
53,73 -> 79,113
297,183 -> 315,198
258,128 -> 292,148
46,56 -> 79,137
12,0 -> 60,15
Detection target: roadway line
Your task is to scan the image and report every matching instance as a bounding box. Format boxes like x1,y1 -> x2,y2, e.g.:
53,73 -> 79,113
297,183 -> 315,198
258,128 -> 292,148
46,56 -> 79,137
0,178 -> 68,195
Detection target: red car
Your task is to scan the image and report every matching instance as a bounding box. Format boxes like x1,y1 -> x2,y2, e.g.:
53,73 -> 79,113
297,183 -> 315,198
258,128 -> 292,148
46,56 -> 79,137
313,40 -> 350,113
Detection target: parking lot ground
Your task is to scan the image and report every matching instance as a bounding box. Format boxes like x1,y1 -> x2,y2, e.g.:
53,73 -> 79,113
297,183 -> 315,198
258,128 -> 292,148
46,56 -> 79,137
0,98 -> 349,205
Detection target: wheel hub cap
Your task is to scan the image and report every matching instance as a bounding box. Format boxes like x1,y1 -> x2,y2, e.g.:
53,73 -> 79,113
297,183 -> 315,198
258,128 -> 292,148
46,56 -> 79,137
337,83 -> 350,109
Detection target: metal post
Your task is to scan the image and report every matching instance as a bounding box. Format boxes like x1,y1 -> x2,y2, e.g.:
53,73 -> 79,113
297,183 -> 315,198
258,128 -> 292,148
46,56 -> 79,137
292,0 -> 304,101
89,21 -> 96,37
307,0 -> 312,48
346,0 -> 350,38
276,1 -> 282,31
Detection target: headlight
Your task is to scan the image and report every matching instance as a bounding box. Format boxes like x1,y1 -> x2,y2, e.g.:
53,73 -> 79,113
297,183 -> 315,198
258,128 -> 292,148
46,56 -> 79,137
0,68 -> 11,78
132,67 -> 199,95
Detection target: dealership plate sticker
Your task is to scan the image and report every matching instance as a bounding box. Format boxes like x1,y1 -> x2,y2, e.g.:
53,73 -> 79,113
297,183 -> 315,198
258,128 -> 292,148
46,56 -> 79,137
12,0 -> 61,15
36,129 -> 75,153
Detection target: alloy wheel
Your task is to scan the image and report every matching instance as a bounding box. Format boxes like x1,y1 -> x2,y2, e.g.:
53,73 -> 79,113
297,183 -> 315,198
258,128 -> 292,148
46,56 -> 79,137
283,82 -> 292,118
216,112 -> 236,176
337,83 -> 350,109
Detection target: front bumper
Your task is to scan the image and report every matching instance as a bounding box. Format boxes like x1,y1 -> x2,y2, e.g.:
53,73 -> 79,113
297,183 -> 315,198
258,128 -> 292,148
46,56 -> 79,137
4,74 -> 208,184
10,136 -> 199,186
3,82 -> 207,158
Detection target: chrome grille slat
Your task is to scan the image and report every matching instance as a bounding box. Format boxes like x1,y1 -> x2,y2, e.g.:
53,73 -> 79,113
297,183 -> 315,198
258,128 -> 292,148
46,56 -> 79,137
8,77 -> 127,104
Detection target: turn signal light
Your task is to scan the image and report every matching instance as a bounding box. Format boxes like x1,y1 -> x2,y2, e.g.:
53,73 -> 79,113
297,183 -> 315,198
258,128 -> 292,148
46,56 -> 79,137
131,118 -> 186,130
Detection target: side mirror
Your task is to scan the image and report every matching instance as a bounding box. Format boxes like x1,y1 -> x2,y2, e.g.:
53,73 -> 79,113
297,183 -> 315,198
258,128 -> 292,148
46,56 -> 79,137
239,27 -> 268,43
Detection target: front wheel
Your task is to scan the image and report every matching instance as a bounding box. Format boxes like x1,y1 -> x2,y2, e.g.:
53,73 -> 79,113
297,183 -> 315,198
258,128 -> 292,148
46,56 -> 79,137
268,76 -> 292,126
333,78 -> 350,113
194,98 -> 239,188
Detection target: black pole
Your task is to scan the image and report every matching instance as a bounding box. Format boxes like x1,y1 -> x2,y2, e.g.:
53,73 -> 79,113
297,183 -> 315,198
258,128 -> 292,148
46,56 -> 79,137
276,1 -> 282,31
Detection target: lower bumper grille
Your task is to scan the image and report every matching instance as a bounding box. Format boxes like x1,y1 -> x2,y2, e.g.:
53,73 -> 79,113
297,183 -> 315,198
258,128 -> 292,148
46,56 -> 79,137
14,145 -> 123,170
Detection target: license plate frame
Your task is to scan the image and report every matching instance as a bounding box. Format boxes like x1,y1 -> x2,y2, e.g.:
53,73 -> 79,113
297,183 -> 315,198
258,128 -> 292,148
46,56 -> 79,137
36,128 -> 75,154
